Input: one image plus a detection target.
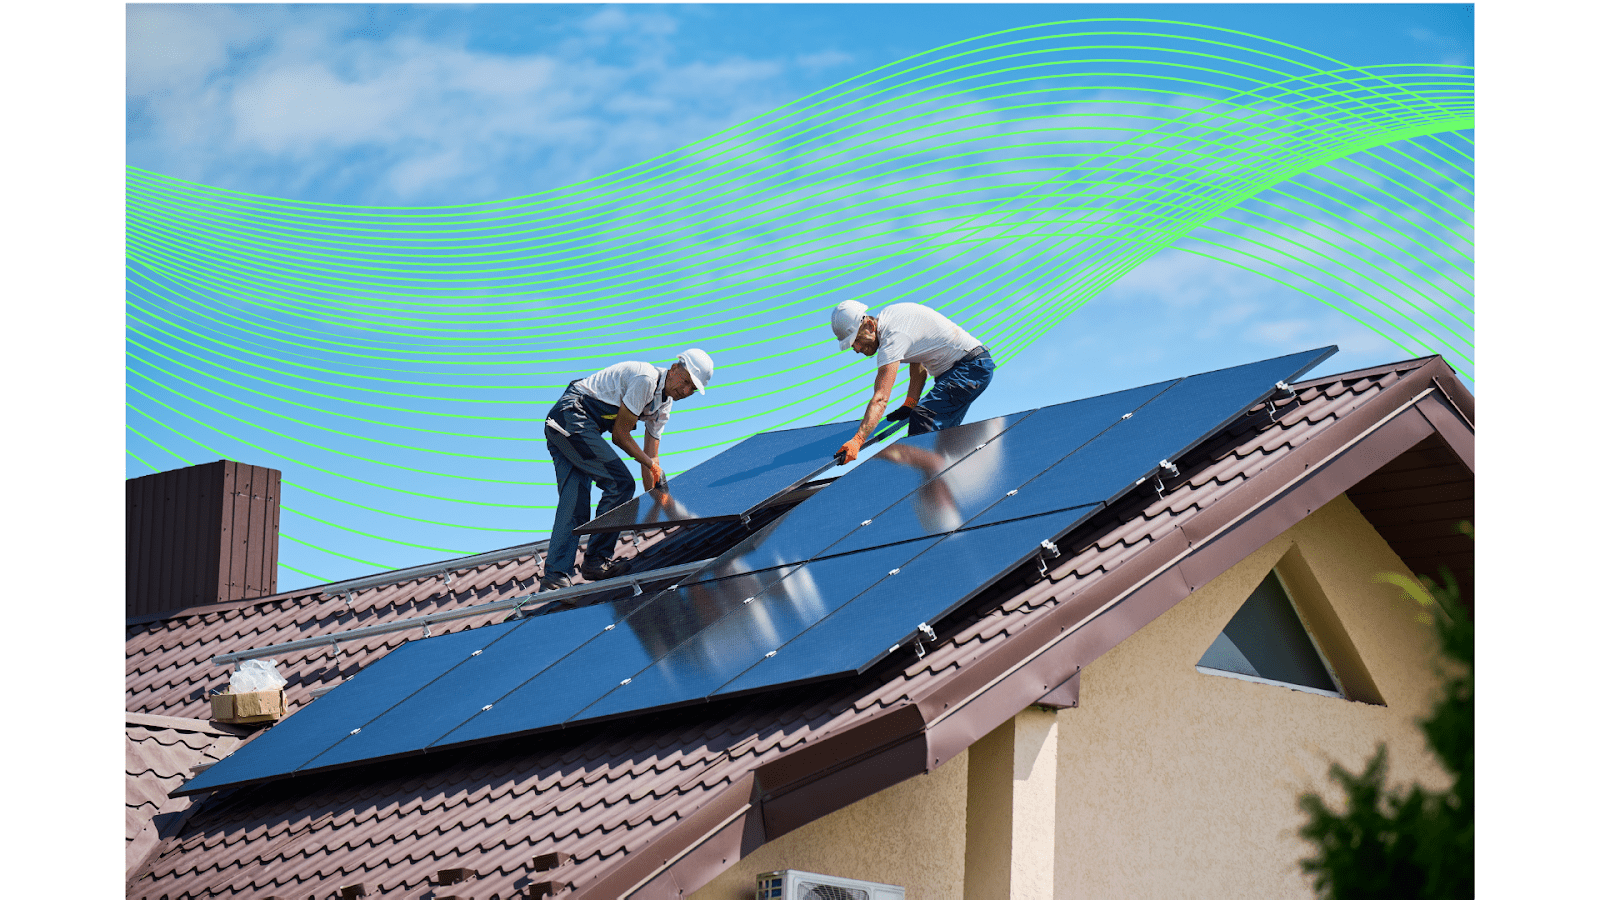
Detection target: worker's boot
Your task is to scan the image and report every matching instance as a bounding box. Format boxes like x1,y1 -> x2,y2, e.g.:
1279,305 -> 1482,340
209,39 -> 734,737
579,556 -> 630,582
538,570 -> 574,592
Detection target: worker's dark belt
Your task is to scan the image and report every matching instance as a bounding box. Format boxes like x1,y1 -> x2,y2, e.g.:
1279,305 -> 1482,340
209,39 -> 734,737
958,345 -> 991,363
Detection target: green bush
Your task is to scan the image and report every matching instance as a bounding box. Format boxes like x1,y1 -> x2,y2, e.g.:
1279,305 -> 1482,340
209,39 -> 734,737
1297,547 -> 1473,899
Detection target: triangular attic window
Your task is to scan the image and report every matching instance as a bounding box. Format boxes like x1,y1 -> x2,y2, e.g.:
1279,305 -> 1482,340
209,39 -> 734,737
1197,569 -> 1341,698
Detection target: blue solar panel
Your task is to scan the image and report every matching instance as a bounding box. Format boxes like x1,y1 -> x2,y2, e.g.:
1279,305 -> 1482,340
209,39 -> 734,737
715,506 -> 1098,696
570,537 -> 944,723
705,411 -> 1036,573
964,347 -> 1334,528
821,380 -> 1175,556
179,625 -> 502,794
301,596 -> 657,770
433,563 -> 802,745
574,420 -> 863,534
441,539 -> 935,743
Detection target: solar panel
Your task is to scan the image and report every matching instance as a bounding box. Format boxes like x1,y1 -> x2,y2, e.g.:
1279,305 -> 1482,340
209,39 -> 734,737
820,380 -> 1176,556
964,346 -> 1335,529
440,540 -> 937,744
703,411 -> 1037,574
568,536 -> 946,724
301,594 -> 662,770
179,625 -> 501,794
573,420 -> 864,534
715,505 -> 1099,696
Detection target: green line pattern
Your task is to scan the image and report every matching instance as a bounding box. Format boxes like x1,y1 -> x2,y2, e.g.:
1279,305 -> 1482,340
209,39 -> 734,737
125,21 -> 1473,588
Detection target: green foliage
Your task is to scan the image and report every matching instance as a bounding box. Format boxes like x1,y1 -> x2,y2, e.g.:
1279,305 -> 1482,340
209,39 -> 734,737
1297,543 -> 1473,898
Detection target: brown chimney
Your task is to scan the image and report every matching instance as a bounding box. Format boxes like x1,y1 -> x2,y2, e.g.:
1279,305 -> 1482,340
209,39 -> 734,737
126,460 -> 282,617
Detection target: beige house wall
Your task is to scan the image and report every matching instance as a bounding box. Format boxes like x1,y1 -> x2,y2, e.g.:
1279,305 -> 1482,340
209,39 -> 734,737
691,747 -> 971,900
1053,493 -> 1453,898
692,493 -> 1455,900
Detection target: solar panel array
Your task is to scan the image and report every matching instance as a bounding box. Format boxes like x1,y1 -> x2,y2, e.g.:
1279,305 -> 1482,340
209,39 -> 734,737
180,346 -> 1334,795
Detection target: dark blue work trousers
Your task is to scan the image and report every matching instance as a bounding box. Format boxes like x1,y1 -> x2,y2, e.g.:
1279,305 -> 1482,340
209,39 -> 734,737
908,350 -> 995,435
544,387 -> 636,576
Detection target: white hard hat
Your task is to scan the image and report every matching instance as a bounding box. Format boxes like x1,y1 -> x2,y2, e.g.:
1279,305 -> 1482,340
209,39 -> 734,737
831,300 -> 869,351
677,348 -> 713,394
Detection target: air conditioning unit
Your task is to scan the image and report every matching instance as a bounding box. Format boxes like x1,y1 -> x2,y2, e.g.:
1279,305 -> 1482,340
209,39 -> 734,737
756,869 -> 905,900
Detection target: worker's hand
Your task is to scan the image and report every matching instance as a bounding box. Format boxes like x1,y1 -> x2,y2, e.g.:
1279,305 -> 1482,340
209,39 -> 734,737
837,437 -> 864,464
642,460 -> 664,492
885,404 -> 915,423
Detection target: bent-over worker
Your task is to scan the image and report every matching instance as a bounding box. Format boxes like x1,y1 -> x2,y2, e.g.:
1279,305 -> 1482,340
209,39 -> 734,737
829,300 -> 994,464
541,349 -> 714,591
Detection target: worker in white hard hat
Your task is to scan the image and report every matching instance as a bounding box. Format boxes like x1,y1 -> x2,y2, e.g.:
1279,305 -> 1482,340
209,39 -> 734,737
540,349 -> 714,591
829,300 -> 994,464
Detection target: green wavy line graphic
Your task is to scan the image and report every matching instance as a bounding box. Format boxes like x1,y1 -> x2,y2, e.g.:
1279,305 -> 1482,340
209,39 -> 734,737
126,21 -> 1473,588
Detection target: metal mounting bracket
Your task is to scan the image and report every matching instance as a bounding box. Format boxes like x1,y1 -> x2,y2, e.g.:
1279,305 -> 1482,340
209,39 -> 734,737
1154,459 -> 1179,499
1267,381 -> 1294,423
1037,539 -> 1060,577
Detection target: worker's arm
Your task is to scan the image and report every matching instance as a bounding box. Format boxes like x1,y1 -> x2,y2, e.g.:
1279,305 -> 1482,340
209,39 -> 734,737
838,361 -> 899,463
611,407 -> 664,489
901,362 -> 928,410
641,433 -> 662,491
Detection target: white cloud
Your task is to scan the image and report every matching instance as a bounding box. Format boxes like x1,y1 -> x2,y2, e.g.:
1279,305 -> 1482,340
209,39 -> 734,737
796,50 -> 853,70
127,6 -> 794,203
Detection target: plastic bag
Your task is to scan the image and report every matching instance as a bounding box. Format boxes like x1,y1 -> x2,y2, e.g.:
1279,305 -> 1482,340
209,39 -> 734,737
229,658 -> 288,694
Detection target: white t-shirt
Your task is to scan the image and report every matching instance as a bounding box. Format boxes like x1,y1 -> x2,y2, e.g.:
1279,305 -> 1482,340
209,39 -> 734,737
573,361 -> 673,440
873,303 -> 982,378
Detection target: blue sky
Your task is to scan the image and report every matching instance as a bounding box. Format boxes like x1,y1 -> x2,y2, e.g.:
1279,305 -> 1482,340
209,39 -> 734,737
128,4 -> 1472,207
123,4 -> 1479,590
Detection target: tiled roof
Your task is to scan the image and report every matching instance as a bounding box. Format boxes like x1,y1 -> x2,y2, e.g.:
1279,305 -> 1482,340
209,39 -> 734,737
126,714 -> 250,882
126,356 -> 1474,899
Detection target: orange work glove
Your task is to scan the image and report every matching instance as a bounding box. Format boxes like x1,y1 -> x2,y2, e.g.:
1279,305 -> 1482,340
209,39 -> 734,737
837,436 -> 864,464
642,459 -> 664,491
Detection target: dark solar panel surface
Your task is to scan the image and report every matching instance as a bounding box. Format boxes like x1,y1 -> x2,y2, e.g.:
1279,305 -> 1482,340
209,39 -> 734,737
570,537 -> 943,724
180,347 -> 1336,795
437,563 -> 805,744
822,380 -> 1175,555
303,596 -> 657,769
965,347 -> 1334,528
716,505 -> 1099,696
574,420 -> 863,534
706,411 -> 1035,573
180,626 -> 499,794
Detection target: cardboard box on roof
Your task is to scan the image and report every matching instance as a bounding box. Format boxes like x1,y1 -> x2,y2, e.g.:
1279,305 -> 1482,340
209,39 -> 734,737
210,689 -> 286,724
